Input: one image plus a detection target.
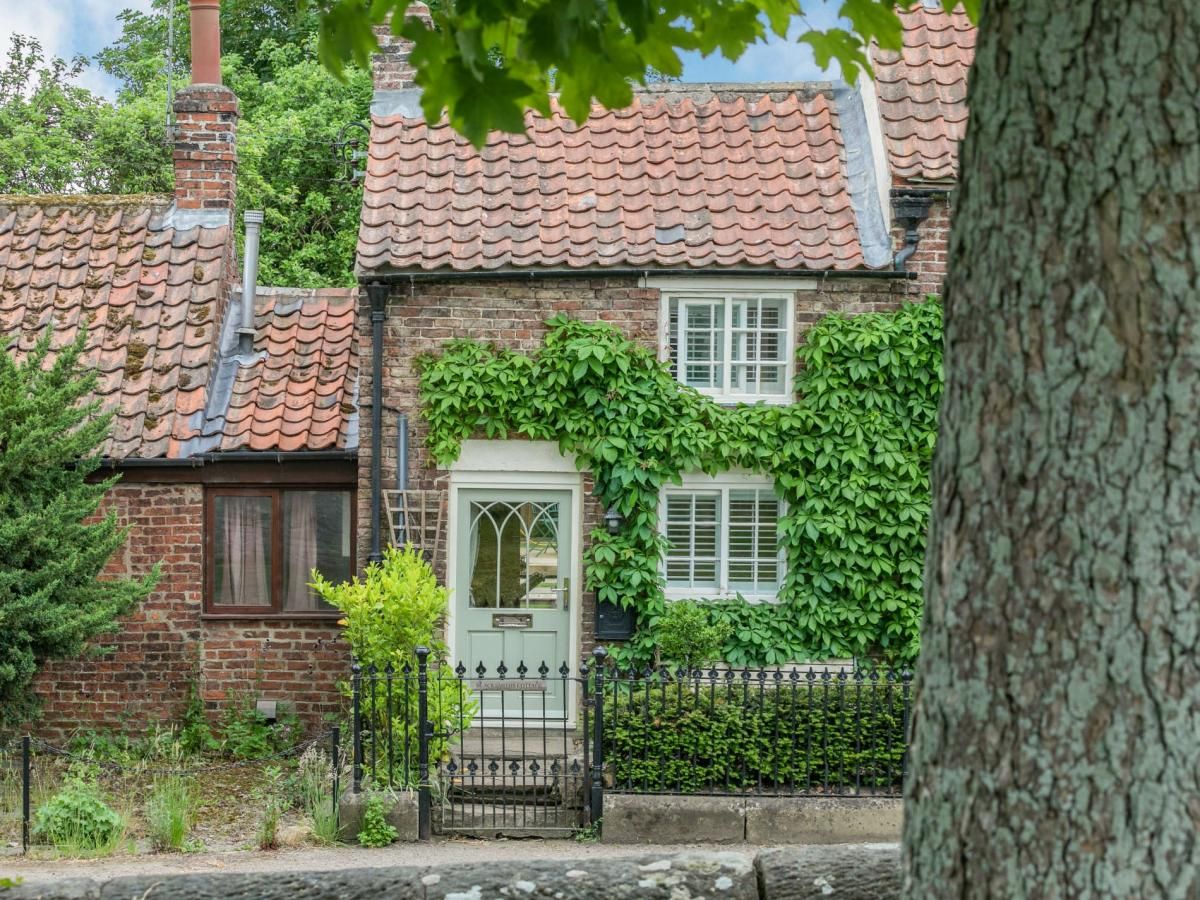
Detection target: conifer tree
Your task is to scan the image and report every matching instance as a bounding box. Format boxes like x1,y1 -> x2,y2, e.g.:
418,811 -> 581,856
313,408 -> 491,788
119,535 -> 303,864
0,332 -> 157,728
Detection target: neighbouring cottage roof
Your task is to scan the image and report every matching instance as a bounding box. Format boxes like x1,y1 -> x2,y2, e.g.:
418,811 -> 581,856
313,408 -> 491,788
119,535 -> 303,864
359,85 -> 878,273
218,288 -> 358,454
0,196 -> 227,459
0,195 -> 359,461
871,4 -> 975,184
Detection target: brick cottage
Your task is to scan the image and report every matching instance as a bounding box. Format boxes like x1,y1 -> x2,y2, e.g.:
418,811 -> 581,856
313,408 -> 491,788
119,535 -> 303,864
0,0 -> 973,736
352,1 -> 973,727
1,1 -> 357,736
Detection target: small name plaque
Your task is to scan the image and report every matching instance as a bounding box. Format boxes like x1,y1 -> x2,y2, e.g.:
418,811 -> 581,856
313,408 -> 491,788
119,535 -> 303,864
470,679 -> 546,692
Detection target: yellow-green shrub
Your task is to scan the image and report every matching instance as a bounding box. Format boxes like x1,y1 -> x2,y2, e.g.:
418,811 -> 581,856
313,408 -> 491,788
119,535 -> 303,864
310,546 -> 475,788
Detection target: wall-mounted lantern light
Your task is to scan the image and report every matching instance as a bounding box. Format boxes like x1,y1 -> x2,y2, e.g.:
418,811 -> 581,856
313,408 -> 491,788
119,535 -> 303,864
603,505 -> 624,535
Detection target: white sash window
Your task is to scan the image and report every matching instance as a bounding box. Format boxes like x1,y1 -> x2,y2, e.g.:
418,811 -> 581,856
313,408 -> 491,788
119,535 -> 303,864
661,474 -> 783,601
665,292 -> 794,402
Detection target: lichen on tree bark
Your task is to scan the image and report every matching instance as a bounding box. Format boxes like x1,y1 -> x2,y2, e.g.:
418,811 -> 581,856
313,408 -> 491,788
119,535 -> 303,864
904,0 -> 1200,896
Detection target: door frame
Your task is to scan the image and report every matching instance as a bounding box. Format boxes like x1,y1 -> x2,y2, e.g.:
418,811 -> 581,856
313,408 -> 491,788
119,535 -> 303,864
445,440 -> 584,727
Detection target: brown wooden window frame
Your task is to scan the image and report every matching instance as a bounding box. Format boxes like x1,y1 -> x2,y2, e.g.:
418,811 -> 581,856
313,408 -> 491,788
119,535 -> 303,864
204,485 -> 355,619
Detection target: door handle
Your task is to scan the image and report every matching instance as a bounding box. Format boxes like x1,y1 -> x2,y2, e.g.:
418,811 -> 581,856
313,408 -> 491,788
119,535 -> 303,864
547,578 -> 570,610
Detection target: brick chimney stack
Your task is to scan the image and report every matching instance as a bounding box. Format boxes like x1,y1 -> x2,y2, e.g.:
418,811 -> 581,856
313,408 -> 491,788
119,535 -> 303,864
172,0 -> 238,219
372,4 -> 432,101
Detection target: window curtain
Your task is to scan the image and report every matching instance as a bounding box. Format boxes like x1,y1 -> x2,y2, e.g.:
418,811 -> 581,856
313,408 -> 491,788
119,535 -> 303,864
283,491 -> 320,611
217,497 -> 270,605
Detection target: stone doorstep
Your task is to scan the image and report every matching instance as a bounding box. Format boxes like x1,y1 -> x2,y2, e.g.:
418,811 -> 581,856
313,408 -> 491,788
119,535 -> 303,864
452,725 -> 586,759
601,794 -> 903,845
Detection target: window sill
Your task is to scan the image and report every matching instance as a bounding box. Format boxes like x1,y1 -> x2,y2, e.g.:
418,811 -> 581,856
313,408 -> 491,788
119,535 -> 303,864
201,612 -> 344,623
663,590 -> 781,604
691,392 -> 794,407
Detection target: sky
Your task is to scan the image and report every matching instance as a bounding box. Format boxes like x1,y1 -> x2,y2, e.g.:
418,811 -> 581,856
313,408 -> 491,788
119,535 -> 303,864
0,0 -> 153,95
0,0 -> 843,98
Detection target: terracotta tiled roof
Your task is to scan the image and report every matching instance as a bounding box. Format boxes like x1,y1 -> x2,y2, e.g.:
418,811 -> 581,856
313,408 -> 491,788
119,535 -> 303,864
218,288 -> 359,453
871,5 -> 975,184
0,196 -> 229,459
0,196 -> 360,460
359,86 -> 868,273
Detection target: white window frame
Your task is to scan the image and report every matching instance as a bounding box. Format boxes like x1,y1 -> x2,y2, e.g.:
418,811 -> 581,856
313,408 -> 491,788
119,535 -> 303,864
660,472 -> 785,603
657,284 -> 798,405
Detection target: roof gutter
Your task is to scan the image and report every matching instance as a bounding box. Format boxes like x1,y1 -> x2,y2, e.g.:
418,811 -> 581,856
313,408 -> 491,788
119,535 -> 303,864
99,449 -> 357,469
356,267 -> 917,285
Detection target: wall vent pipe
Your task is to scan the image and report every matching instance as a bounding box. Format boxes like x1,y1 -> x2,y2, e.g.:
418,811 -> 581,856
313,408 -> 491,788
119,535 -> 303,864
239,210 -> 263,354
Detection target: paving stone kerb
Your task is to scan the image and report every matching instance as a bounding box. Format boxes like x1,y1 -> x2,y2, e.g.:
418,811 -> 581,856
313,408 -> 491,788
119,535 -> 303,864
5,851 -> 764,899
745,797 -> 903,844
603,794 -> 748,844
603,794 -> 903,844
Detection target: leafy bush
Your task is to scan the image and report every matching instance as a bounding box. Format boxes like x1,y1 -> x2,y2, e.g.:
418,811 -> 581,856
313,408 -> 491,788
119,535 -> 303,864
652,601 -> 732,669
604,676 -> 907,793
311,546 -> 476,787
145,776 -> 197,851
357,794 -> 397,848
311,545 -> 449,665
33,773 -> 125,854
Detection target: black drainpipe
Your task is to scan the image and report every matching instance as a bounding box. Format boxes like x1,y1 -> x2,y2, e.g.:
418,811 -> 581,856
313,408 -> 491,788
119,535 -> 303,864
892,190 -> 936,272
367,281 -> 389,566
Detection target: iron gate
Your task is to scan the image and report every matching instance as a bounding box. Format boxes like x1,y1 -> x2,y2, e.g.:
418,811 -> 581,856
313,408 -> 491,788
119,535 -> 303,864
352,647 -> 606,837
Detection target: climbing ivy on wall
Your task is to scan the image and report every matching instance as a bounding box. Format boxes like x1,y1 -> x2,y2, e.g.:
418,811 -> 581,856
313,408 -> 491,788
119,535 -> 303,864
417,299 -> 943,666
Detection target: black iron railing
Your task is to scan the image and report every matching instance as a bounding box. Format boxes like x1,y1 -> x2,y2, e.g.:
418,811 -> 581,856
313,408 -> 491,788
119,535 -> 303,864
350,649 -> 914,837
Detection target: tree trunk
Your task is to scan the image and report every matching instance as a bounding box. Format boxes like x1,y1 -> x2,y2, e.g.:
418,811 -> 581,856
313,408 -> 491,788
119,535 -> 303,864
904,0 -> 1200,896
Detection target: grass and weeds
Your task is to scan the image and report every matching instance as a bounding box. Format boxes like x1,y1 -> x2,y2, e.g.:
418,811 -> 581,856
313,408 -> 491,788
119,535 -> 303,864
32,766 -> 129,857
298,746 -> 340,844
145,775 -> 197,851
0,695 -> 343,858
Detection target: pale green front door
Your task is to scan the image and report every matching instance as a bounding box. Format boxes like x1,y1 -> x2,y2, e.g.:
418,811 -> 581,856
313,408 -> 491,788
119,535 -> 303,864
455,489 -> 573,717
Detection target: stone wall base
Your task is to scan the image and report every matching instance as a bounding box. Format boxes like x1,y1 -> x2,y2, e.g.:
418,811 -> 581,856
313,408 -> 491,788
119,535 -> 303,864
338,791 -> 420,843
602,794 -> 902,845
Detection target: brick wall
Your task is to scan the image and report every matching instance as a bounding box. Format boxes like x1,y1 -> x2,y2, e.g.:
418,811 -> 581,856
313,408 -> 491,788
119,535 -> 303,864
172,85 -> 238,213
199,623 -> 347,725
32,480 -> 347,740
358,275 -> 915,665
34,484 -> 204,735
372,4 -> 432,92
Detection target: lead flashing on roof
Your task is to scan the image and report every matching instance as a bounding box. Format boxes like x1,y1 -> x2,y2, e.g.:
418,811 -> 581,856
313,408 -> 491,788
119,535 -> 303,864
372,88 -> 423,118
158,202 -> 231,231
832,83 -> 892,270
178,298 -> 262,458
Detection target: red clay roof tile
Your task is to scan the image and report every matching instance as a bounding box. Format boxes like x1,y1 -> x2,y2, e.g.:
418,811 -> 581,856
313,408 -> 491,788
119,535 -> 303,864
217,287 -> 358,454
359,87 -> 869,273
871,5 -> 975,184
0,197 -> 359,460
0,195 -> 229,460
